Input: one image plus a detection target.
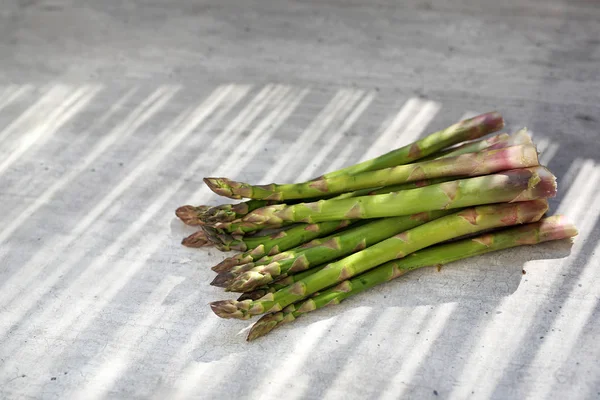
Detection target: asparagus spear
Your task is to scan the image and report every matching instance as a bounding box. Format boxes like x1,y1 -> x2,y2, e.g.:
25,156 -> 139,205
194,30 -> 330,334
204,143 -> 538,200
320,111 -> 504,178
247,215 -> 577,340
210,199 -> 549,320
240,166 -> 556,226
217,211 -> 456,291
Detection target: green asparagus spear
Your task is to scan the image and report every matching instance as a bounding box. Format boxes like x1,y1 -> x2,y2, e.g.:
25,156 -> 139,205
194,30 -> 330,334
321,111 -> 504,178
247,215 -> 577,340
210,199 -> 549,320
217,210 -> 456,291
204,143 -> 538,200
240,167 -> 556,226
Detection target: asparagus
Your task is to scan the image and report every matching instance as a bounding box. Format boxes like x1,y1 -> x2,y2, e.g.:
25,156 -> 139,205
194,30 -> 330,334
247,215 -> 577,340
210,199 -> 549,320
240,166 -> 556,226
204,143 -> 538,200
217,210 -> 456,291
320,111 -> 504,178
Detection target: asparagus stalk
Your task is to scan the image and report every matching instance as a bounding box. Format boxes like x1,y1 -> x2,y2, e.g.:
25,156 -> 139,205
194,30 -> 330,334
217,210 -> 456,291
320,111 -> 504,178
241,166 -> 556,226
210,199 -> 549,320
247,215 -> 577,340
204,143 -> 538,200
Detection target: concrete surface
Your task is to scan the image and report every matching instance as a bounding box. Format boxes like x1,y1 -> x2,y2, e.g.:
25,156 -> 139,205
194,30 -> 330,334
0,0 -> 599,399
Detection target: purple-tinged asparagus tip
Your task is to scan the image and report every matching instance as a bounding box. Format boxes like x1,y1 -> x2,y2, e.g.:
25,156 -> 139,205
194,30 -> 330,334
210,299 -> 253,319
181,230 -> 211,248
212,258 -> 241,273
175,205 -> 204,226
210,271 -> 236,288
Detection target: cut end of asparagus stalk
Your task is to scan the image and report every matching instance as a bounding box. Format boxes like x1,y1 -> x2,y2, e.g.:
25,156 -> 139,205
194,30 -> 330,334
204,177 -> 247,199
181,230 -> 211,248
537,215 -> 578,241
510,166 -> 557,202
175,205 -> 208,226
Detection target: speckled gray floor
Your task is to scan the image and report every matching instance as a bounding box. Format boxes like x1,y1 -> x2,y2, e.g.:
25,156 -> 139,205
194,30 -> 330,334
0,1 -> 599,399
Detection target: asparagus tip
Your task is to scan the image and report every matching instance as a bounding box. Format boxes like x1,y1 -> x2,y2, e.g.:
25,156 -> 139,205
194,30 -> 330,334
203,177 -> 243,199
210,299 -> 252,319
181,230 -> 211,248
228,271 -> 272,293
247,312 -> 285,341
211,259 -> 238,273
175,205 -> 204,225
210,272 -> 236,288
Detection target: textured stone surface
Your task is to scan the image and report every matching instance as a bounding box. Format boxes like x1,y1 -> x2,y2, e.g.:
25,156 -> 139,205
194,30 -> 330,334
0,0 -> 599,399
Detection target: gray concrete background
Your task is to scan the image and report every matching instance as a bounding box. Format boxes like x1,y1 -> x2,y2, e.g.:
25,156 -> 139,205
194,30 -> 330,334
0,0 -> 599,399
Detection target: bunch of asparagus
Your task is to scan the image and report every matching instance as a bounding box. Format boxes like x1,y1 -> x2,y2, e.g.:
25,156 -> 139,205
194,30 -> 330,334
175,111 -> 578,341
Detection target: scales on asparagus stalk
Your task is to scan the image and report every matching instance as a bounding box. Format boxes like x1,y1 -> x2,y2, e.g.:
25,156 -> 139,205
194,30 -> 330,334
212,210 -> 456,291
204,143 -> 538,201
247,215 -> 578,340
210,199 -> 550,320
